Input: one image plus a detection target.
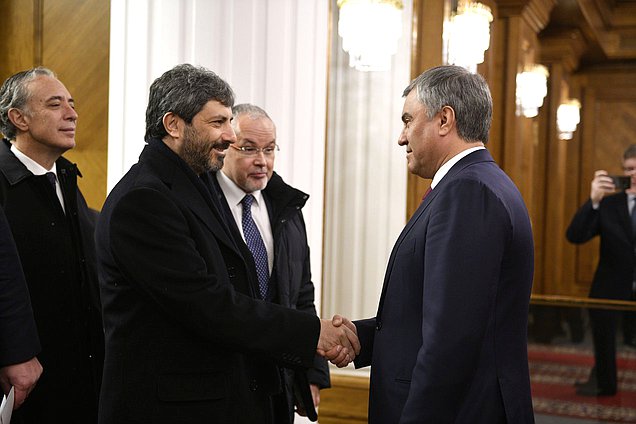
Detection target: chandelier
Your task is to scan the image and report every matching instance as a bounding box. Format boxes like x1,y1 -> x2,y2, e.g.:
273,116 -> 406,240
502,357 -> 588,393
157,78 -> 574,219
515,65 -> 549,118
337,0 -> 404,72
557,99 -> 581,140
444,0 -> 493,72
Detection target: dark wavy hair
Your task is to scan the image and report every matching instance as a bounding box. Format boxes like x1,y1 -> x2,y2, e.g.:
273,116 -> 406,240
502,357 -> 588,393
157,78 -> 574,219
145,64 -> 235,141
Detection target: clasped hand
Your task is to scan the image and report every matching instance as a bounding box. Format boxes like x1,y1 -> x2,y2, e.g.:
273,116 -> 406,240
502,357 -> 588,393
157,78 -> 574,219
316,315 -> 359,368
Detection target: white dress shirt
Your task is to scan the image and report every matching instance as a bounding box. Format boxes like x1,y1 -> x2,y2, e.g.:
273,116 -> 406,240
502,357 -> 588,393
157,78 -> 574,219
10,144 -> 65,213
430,146 -> 485,189
216,171 -> 274,274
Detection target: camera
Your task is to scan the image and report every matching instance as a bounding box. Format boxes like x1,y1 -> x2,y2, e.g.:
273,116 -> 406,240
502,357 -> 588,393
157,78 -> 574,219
610,175 -> 631,190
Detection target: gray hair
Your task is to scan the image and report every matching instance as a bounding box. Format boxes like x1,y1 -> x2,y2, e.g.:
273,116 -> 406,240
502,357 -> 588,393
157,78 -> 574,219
0,67 -> 56,140
231,103 -> 272,134
145,64 -> 235,141
624,144 -> 636,161
403,65 -> 492,143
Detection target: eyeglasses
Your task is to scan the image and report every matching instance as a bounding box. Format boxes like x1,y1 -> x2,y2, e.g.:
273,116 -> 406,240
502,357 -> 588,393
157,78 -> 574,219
230,144 -> 279,157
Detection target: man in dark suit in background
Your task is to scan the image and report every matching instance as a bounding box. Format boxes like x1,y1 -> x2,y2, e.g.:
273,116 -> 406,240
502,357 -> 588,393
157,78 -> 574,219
212,104 -> 329,422
95,64 -> 357,424
346,65 -> 535,423
0,207 -> 42,410
0,67 -> 104,423
566,144 -> 636,396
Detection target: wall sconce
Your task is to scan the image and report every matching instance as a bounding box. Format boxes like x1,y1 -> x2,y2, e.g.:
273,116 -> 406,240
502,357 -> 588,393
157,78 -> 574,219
444,0 -> 493,73
557,99 -> 581,140
515,65 -> 549,118
337,0 -> 404,72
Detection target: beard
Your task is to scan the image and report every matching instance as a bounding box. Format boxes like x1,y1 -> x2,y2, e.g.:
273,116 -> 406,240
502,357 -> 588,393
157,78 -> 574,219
181,124 -> 228,175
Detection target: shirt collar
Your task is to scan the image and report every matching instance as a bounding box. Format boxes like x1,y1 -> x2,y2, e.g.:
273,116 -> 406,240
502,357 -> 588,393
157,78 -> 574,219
431,146 -> 485,189
217,170 -> 264,207
10,144 -> 58,176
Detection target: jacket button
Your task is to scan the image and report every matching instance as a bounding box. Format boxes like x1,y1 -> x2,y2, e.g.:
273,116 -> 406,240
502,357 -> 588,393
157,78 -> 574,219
376,322 -> 382,331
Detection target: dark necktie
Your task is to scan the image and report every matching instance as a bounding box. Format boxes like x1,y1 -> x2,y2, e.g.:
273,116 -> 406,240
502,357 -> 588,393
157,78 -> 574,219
241,194 -> 269,299
45,172 -> 56,191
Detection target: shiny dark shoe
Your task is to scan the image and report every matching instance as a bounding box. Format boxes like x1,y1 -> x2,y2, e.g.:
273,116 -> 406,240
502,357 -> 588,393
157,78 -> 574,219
576,386 -> 617,396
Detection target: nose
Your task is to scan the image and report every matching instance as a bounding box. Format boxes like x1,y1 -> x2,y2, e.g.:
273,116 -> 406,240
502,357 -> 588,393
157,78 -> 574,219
65,103 -> 78,121
223,122 -> 237,144
397,128 -> 407,146
253,150 -> 267,164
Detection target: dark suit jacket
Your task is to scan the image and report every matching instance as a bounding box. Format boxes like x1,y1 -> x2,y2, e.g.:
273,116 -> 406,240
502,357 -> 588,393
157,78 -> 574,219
566,194 -> 634,300
0,139 -> 103,423
0,207 -> 40,368
354,149 -> 535,424
211,171 -> 329,422
96,139 -> 320,424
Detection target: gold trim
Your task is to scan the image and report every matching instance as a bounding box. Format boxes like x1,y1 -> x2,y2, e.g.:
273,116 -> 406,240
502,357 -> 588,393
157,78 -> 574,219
531,294 -> 636,311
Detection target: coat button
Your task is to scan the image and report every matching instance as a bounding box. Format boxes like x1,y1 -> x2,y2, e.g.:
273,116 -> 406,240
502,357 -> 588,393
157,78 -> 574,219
376,322 -> 382,331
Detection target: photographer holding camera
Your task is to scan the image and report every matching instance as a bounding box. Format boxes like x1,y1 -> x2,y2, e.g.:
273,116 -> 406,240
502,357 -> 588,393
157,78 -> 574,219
566,144 -> 636,396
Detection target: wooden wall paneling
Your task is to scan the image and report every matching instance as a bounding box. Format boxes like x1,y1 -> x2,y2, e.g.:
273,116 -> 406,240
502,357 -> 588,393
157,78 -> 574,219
573,69 -> 636,291
0,0 -> 38,81
574,83 -> 600,290
538,62 -> 566,295
479,0 -> 504,166
538,29 -> 587,296
319,374 -> 369,423
41,0 -> 110,209
560,79 -> 585,297
406,0 -> 444,219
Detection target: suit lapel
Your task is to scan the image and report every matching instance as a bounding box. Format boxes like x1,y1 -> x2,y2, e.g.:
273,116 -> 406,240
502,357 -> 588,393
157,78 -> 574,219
143,141 -> 239,255
376,149 -> 496,318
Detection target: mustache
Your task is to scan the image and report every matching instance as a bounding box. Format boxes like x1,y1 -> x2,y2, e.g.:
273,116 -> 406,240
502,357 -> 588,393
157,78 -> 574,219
213,141 -> 231,150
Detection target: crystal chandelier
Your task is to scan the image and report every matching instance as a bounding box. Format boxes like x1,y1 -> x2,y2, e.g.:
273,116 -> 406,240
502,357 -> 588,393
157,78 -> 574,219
337,0 -> 404,72
515,65 -> 549,118
444,0 -> 493,72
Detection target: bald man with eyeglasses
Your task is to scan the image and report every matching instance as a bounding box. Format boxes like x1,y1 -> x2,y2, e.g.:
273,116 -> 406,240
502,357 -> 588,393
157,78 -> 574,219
208,103 -> 330,424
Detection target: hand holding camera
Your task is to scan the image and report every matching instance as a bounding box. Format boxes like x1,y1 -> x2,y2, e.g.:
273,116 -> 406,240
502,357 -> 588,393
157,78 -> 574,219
590,170 -> 631,204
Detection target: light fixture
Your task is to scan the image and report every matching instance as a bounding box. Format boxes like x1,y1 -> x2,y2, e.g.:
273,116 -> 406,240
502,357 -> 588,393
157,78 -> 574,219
444,0 -> 493,73
337,0 -> 404,72
515,65 -> 549,118
557,99 -> 581,140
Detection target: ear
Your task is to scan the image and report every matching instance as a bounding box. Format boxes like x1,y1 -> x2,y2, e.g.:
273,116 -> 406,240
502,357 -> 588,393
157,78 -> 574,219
7,108 -> 29,132
162,112 -> 182,139
438,106 -> 456,136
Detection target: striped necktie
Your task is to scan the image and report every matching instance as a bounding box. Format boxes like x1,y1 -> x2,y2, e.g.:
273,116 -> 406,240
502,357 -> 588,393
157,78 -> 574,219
241,194 -> 269,299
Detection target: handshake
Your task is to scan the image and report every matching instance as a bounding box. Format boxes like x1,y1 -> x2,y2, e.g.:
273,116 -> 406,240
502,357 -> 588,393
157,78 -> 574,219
316,315 -> 359,368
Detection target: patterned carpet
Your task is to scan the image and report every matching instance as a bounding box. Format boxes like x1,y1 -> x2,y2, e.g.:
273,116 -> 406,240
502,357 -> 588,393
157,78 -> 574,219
529,343 -> 636,423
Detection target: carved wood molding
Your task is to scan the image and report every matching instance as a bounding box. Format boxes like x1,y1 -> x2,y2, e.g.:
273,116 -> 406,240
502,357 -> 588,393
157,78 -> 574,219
496,0 -> 557,33
577,0 -> 636,59
540,29 -> 588,72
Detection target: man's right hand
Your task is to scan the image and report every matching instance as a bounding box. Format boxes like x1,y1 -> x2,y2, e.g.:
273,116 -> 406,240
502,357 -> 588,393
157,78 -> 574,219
590,170 -> 615,205
316,316 -> 360,367
0,357 -> 43,409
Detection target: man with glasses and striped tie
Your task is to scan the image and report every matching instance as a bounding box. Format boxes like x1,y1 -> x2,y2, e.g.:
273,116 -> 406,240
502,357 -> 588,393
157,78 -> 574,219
211,104 -> 329,423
